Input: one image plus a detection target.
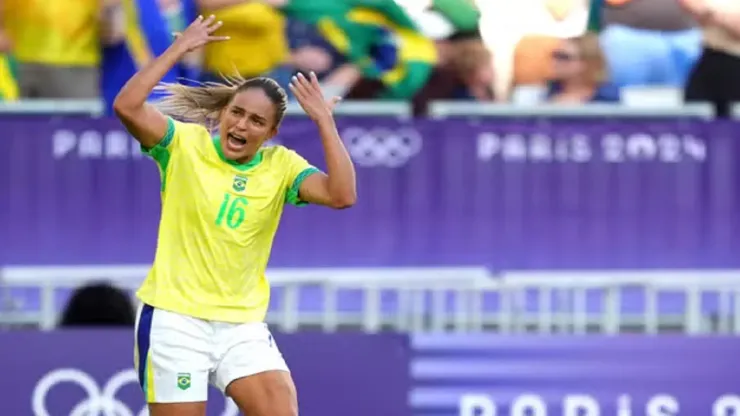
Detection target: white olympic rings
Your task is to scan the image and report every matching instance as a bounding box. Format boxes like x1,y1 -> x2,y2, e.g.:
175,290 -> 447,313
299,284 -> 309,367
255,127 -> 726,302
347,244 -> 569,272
341,126 -> 423,167
32,368 -> 239,416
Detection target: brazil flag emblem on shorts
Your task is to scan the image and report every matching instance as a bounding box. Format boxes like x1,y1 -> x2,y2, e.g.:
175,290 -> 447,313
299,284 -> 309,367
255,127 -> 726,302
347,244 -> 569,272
177,373 -> 192,390
233,175 -> 247,192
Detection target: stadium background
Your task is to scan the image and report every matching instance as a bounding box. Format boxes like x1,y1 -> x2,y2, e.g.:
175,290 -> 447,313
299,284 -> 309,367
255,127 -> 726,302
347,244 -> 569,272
3,0 -> 740,415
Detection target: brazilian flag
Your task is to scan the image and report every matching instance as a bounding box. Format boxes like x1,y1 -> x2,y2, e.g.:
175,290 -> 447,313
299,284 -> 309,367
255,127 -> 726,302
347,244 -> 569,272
283,0 -> 439,99
0,54 -> 19,100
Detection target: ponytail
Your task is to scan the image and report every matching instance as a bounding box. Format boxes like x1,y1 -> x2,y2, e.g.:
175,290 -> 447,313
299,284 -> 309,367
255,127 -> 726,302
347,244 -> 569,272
153,74 -> 244,127
153,74 -> 289,128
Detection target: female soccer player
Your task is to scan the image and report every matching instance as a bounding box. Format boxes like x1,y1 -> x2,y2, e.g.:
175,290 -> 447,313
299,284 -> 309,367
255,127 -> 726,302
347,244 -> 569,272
113,15 -> 356,416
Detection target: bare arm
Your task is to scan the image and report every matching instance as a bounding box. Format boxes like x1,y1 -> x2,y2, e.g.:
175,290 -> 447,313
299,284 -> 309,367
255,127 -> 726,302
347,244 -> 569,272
298,117 -> 357,208
679,0 -> 740,38
113,42 -> 188,148
290,73 -> 357,209
709,7 -> 740,38
321,64 -> 362,93
112,15 -> 227,148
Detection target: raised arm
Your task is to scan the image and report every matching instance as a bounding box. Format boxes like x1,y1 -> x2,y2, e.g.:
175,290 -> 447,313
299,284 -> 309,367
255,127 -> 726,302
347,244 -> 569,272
679,0 -> 740,38
289,72 -> 357,209
709,6 -> 740,38
112,15 -> 228,148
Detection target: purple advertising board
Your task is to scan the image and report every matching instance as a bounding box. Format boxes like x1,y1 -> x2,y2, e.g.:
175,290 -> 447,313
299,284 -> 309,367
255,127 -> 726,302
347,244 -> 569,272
0,331 -> 409,416
1,116 -> 739,268
3,330 -> 740,416
410,335 -> 740,416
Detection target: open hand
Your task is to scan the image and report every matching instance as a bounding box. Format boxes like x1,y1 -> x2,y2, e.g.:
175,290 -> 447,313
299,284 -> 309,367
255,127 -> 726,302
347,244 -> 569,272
172,15 -> 229,53
289,72 -> 341,122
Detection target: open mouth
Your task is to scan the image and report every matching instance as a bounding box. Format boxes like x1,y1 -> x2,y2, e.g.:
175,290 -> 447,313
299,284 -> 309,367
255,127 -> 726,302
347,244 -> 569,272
226,133 -> 247,150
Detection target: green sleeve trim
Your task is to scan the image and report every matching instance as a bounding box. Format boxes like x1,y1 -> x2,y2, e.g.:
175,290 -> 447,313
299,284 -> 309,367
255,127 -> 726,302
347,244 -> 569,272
141,117 -> 175,153
285,167 -> 320,206
140,117 -> 176,191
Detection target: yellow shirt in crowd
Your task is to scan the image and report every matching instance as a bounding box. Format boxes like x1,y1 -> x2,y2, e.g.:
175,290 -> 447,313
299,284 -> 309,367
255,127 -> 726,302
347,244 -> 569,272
203,3 -> 289,77
4,0 -> 101,66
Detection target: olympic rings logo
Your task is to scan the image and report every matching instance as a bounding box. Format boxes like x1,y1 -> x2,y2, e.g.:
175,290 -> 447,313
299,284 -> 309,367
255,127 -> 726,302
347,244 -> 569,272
341,127 -> 423,167
32,368 -> 239,416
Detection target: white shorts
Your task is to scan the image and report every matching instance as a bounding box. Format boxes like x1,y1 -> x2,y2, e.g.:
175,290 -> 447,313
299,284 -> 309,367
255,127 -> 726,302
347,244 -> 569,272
133,303 -> 289,403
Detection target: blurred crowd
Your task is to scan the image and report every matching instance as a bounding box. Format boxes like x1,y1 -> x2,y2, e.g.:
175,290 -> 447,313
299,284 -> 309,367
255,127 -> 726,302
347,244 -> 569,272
0,0 -> 738,116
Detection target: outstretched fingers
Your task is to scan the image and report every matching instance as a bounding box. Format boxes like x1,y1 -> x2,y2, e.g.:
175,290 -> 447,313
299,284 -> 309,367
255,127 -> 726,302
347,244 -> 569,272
309,71 -> 322,90
290,73 -> 311,96
204,17 -> 224,34
207,34 -> 231,42
299,72 -> 321,94
289,76 -> 307,102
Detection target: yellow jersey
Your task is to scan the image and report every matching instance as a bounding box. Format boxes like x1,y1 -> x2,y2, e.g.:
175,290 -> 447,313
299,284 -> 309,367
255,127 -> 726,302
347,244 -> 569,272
4,0 -> 100,66
136,118 -> 319,323
203,3 -> 289,77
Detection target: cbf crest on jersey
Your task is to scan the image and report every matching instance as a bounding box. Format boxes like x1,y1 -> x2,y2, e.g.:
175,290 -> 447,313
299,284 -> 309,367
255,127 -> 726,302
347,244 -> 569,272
233,175 -> 248,192
177,373 -> 191,390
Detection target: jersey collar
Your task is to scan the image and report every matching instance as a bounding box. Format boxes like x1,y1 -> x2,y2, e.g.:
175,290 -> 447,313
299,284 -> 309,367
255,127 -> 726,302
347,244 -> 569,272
212,136 -> 264,171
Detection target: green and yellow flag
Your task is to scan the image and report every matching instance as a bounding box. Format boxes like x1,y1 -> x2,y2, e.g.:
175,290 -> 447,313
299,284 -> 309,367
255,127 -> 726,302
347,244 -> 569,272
283,0 -> 438,99
0,54 -> 19,100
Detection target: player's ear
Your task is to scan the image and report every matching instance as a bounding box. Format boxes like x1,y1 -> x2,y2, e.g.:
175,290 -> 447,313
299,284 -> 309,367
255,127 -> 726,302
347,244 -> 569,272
269,126 -> 279,138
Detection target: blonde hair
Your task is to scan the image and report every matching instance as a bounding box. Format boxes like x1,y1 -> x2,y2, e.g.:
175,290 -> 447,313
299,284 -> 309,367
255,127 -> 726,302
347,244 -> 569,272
567,33 -> 608,84
153,75 -> 288,129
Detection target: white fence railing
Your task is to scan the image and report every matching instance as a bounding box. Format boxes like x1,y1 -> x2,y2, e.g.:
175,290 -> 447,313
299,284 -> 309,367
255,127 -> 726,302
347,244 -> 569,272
1,99 -> 738,118
3,266 -> 740,335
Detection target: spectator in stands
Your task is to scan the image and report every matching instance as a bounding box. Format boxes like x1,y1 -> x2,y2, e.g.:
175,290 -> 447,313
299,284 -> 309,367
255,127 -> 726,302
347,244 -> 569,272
59,282 -> 135,327
682,0 -> 740,118
102,0 -> 333,110
102,0 -> 200,114
597,0 -> 701,89
285,18 -> 342,81
280,0 -> 479,101
202,2 -> 335,98
279,0 -> 433,100
348,35 -> 493,114
409,38 -> 494,115
3,0 -> 113,98
547,33 -> 619,103
391,0 -> 495,113
203,2 -> 288,82
477,0 -> 591,101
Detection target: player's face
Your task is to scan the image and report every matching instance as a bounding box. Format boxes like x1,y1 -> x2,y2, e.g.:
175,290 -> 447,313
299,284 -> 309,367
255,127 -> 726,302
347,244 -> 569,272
219,88 -> 278,163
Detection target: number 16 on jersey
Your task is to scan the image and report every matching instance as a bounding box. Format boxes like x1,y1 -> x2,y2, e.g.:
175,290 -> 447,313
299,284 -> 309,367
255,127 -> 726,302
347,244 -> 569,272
216,193 -> 248,229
